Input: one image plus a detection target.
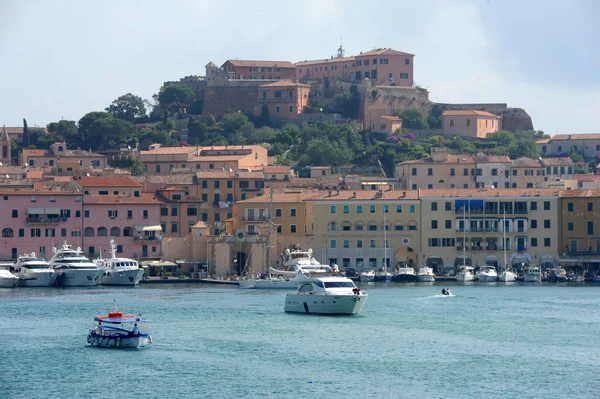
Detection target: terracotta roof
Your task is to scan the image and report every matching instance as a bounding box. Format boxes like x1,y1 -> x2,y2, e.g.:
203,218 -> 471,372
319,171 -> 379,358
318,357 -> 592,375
259,80 -> 310,88
309,190 -> 419,201
419,188 -> 560,198
573,175 -> 600,181
399,155 -> 475,165
237,190 -> 317,204
22,149 -> 49,157
145,175 -> 196,185
76,176 -> 142,188
0,166 -> 27,174
2,127 -> 24,134
50,176 -> 73,182
550,134 -> 600,141
540,157 -> 574,167
0,189 -> 79,196
200,145 -> 263,151
84,193 -> 160,204
511,157 -> 542,168
26,171 -> 43,179
189,155 -> 246,162
442,110 -> 498,117
536,138 -> 551,144
141,146 -> 197,155
289,178 -> 318,187
295,56 -> 356,66
472,154 -> 512,163
380,116 -> 402,121
356,48 -> 414,57
263,166 -> 292,174
559,190 -> 600,197
222,60 -> 296,68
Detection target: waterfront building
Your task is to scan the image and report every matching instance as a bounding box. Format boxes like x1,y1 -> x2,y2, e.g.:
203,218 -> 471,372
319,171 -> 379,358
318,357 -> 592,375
537,134 -> 600,158
20,142 -> 106,170
309,189 -> 421,271
139,144 -> 268,175
256,81 -> 310,120
419,188 -> 560,273
558,190 -> 600,266
441,110 -> 500,138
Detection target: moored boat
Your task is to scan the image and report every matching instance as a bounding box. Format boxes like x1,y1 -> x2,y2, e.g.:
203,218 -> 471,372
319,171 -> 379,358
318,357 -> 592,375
0,268 -> 18,288
477,265 -> 498,282
88,302 -> 152,348
456,265 -> 475,282
284,271 -> 367,315
523,265 -> 542,282
50,241 -> 103,287
94,240 -> 144,286
359,268 -> 375,282
392,266 -> 417,282
417,267 -> 436,282
15,252 -> 56,287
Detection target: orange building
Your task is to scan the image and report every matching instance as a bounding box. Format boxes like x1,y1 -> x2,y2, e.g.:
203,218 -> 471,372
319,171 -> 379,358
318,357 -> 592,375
221,60 -> 296,80
256,81 -> 310,120
442,110 -> 500,138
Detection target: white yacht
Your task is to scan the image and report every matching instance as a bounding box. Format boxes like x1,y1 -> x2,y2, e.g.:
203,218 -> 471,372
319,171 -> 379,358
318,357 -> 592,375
498,266 -> 517,283
0,268 -> 18,288
392,266 -> 417,282
456,266 -> 475,282
15,252 -> 56,287
359,268 -> 375,283
284,271 -> 368,315
417,267 -> 436,282
524,265 -> 542,282
477,265 -> 498,282
456,266 -> 475,283
239,248 -> 331,289
94,240 -> 144,286
50,242 -> 103,287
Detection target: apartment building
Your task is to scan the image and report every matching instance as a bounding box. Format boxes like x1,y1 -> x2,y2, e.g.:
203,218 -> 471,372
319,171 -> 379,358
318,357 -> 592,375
309,189 -> 421,271
395,148 -> 511,190
537,134 -> 600,158
559,190 -> 600,263
257,81 -> 310,120
540,157 -> 574,181
371,115 -> 402,135
441,110 -> 500,138
71,176 -> 143,196
296,47 -> 415,86
508,158 -> 545,188
21,142 -> 106,170
139,144 -> 268,175
419,188 -> 560,273
221,60 -> 296,81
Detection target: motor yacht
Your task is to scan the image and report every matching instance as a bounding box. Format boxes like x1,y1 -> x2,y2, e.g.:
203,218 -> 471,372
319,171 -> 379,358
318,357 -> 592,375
15,252 -> 56,287
523,265 -> 542,282
50,241 -> 103,287
359,268 -> 375,283
456,266 -> 475,282
0,268 -> 18,288
477,265 -> 498,282
88,302 -> 152,348
417,267 -> 436,283
284,271 -> 368,315
498,266 -> 517,283
94,240 -> 144,286
392,266 -> 417,282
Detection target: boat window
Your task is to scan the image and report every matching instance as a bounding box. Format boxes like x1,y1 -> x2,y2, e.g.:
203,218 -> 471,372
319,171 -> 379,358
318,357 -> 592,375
314,281 -> 324,288
299,284 -> 312,293
324,282 -> 355,288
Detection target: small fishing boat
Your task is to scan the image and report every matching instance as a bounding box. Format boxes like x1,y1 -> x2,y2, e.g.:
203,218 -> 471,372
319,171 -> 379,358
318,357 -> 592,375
88,302 -> 152,348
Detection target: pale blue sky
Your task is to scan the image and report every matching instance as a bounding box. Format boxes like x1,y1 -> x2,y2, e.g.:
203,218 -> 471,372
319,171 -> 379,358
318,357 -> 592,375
1,0 -> 598,135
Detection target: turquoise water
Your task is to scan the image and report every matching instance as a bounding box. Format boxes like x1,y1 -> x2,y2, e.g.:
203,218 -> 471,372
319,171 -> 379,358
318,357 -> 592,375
1,283 -> 599,399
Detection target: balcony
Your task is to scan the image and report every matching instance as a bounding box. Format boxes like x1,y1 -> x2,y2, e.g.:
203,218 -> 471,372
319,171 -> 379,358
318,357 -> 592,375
455,207 -> 484,215
242,215 -> 269,222
471,246 -> 483,251
134,236 -> 163,242
26,217 -> 60,224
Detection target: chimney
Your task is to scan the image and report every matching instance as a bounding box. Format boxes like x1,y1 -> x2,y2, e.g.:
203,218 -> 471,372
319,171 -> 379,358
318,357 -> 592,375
352,191 -> 357,198
328,190 -> 332,197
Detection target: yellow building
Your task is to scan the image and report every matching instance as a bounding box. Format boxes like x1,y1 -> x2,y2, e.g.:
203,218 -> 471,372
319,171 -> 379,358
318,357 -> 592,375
309,189 -> 421,271
559,190 -> 600,266
21,142 -> 106,170
509,158 -> 545,188
419,188 -> 560,273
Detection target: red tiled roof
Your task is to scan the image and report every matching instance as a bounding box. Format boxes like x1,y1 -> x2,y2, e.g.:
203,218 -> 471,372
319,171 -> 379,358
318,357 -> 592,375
140,146 -> 197,155
22,149 -> 49,157
259,80 -> 310,88
26,171 -> 43,179
222,60 -> 296,68
536,138 -> 551,144
263,166 -> 292,174
550,134 -> 600,141
399,155 -> 475,165
559,189 -> 600,197
573,175 -> 600,181
189,155 -> 246,162
419,188 -> 560,198
76,176 -> 142,188
511,157 -> 542,168
380,116 -> 402,121
539,157 -> 574,166
309,190 -> 419,201
442,110 -> 497,117
356,48 -> 414,57
295,56 -> 356,66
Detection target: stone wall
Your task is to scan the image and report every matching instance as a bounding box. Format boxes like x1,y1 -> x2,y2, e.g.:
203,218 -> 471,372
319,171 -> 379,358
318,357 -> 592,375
202,85 -> 260,117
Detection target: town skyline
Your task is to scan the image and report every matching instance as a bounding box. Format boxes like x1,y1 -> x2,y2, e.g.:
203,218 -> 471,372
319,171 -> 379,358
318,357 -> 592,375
1,0 -> 598,135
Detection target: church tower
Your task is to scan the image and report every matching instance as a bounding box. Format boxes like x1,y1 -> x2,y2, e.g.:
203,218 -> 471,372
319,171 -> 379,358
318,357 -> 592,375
0,126 -> 11,166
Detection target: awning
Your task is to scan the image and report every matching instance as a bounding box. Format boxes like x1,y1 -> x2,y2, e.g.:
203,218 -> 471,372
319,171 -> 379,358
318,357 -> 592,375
135,225 -> 162,232
27,208 -> 45,214
45,208 -> 61,215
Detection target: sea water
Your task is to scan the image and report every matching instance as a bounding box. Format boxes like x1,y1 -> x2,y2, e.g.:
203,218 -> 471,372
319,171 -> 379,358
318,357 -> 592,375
1,283 -> 599,399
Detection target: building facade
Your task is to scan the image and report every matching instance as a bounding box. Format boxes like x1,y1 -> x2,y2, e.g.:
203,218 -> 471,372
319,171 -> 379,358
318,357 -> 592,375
221,60 -> 296,81
21,142 -> 106,170
371,115 -> 402,135
257,81 -> 310,120
441,110 -> 500,138
537,134 -> 600,158
559,191 -> 600,264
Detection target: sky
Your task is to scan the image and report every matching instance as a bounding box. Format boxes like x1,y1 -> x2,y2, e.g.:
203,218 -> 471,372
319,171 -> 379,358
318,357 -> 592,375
1,0 -> 598,135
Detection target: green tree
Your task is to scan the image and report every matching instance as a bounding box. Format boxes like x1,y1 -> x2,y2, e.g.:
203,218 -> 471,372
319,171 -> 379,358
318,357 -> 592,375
221,113 -> 250,132
86,117 -> 136,150
487,130 -> 516,146
130,157 -> 145,176
78,111 -> 112,145
158,84 -> 196,113
398,108 -> 428,129
187,118 -> 207,145
188,99 -> 204,115
23,118 -> 30,147
508,138 -> 539,159
332,85 -> 360,118
105,93 -> 147,122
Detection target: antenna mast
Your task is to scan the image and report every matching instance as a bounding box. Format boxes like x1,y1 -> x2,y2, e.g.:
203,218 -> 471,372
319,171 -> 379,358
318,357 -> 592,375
266,188 -> 274,279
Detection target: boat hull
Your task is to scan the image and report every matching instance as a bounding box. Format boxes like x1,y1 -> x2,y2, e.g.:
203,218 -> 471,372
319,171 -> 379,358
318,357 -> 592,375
0,277 -> 18,288
524,274 -> 541,282
88,332 -> 151,348
417,274 -> 435,282
239,278 -> 297,289
478,274 -> 498,282
498,272 -> 517,283
456,274 -> 475,282
392,273 -> 417,283
19,271 -> 57,287
373,274 -> 392,283
359,274 -> 375,282
284,293 -> 367,315
100,269 -> 144,286
56,269 -> 103,287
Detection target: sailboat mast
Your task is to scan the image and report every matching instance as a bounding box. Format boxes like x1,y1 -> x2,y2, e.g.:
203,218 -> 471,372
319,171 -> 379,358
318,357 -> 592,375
266,188 -> 274,280
383,202 -> 387,272
503,207 -> 507,269
463,204 -> 466,267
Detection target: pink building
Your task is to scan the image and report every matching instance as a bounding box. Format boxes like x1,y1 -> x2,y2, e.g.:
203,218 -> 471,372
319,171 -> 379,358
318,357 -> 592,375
221,60 -> 296,80
0,190 -> 84,260
296,47 -> 415,86
441,110 -> 500,138
81,194 -> 162,259
371,115 -> 403,135
0,190 -> 162,261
